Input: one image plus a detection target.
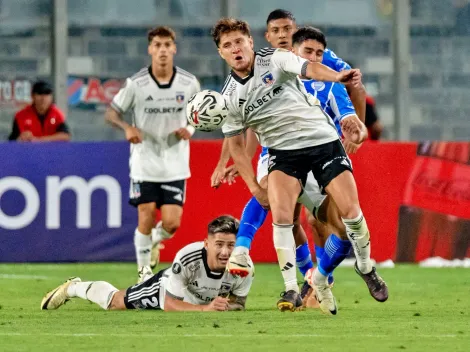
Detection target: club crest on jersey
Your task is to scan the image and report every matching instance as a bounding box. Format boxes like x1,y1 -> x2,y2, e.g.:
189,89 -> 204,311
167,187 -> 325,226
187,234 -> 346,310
261,71 -> 275,86
176,92 -> 185,104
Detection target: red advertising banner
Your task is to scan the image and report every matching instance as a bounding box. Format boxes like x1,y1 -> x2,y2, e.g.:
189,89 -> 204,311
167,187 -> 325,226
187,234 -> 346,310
158,140 -> 469,263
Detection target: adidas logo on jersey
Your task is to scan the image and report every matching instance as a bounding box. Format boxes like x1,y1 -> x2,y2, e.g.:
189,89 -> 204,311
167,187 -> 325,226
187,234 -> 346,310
341,159 -> 350,167
238,99 -> 246,107
146,95 -> 153,101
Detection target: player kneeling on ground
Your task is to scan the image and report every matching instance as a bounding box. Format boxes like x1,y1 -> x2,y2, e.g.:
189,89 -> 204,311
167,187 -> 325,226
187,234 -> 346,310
41,215 -> 253,312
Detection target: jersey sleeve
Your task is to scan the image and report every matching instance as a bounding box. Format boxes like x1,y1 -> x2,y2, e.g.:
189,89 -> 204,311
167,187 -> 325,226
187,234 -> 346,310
186,79 -> 202,135
221,96 -> 244,137
231,272 -> 254,297
110,78 -> 136,114
329,83 -> 356,121
270,49 -> 309,77
165,253 -> 190,300
322,49 -> 351,72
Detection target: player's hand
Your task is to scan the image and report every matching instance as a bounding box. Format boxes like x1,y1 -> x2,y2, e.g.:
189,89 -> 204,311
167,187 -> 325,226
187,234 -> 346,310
253,186 -> 269,209
18,131 -> 34,142
343,139 -> 362,154
203,296 -> 229,311
125,126 -> 143,144
174,128 -> 191,140
340,115 -> 367,145
211,164 -> 226,188
223,164 -> 239,185
336,69 -> 362,87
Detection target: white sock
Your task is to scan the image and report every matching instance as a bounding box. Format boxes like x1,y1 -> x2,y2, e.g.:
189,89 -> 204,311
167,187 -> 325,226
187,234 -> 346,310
342,211 -> 373,274
151,221 -> 173,244
67,281 -> 118,310
273,223 -> 298,293
134,228 -> 152,268
233,246 -> 249,255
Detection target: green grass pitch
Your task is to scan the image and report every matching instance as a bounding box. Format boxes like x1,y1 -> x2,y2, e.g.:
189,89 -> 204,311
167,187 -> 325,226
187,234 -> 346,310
0,264 -> 468,352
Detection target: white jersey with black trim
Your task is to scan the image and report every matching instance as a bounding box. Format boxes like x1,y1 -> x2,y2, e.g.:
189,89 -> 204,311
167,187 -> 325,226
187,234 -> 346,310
221,48 -> 339,150
159,241 -> 253,310
111,66 -> 201,182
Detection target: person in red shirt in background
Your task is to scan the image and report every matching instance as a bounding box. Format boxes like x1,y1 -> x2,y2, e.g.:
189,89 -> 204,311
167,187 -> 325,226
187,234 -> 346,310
8,80 -> 70,142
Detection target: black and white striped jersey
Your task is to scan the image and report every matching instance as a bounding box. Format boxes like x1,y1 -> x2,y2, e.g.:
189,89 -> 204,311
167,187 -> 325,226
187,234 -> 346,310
160,241 -> 253,309
221,48 -> 339,150
111,66 -> 200,183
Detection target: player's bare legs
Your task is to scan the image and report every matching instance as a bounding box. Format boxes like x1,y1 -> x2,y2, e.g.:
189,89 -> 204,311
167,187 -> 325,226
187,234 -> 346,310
325,171 -> 388,302
151,204 -> 182,269
136,203 -> 157,282
268,170 -> 303,311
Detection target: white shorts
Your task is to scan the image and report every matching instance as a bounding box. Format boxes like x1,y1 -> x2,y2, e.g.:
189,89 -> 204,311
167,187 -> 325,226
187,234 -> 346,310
256,153 -> 269,183
257,152 -> 326,216
298,174 -> 327,217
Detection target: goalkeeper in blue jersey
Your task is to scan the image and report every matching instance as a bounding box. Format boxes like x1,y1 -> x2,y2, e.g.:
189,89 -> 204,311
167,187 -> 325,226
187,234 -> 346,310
211,10 -> 387,311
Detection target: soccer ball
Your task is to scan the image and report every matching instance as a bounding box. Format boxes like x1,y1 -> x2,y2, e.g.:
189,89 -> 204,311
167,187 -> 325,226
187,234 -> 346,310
186,90 -> 228,132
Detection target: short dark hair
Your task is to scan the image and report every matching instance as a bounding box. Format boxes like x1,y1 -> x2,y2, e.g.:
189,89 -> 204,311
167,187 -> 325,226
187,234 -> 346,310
32,80 -> 53,95
147,26 -> 176,43
266,9 -> 296,25
208,215 -> 239,235
292,26 -> 327,48
211,18 -> 251,47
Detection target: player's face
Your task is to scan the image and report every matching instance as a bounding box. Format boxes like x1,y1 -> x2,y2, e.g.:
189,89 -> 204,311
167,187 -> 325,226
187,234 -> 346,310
265,18 -> 296,49
218,31 -> 254,74
32,93 -> 53,115
294,39 -> 325,63
148,36 -> 177,65
205,233 -> 236,271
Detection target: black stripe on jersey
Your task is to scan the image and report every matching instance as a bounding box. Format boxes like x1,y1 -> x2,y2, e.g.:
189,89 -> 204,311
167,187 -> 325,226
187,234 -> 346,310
258,48 -> 276,54
110,101 -> 124,114
180,249 -> 203,262
202,248 -> 224,279
257,51 -> 275,58
149,65 -> 177,89
220,75 -> 232,94
182,256 -> 203,267
181,253 -> 203,266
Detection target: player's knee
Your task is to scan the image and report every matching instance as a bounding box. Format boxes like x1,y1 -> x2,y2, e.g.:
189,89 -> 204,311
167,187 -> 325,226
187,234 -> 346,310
340,204 -> 362,220
108,290 -> 127,310
162,218 -> 181,234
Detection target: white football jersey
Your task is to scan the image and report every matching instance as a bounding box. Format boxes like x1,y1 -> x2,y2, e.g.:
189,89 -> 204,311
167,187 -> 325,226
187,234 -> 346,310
111,66 -> 201,182
221,48 -> 339,150
159,241 -> 253,310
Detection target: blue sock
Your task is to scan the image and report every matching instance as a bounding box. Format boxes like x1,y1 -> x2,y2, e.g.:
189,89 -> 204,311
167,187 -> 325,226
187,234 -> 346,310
317,235 -> 352,277
235,196 -> 268,249
314,244 -> 325,266
296,243 -> 313,277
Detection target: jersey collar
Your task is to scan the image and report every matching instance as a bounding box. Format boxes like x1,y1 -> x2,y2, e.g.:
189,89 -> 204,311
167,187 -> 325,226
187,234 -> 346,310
202,248 -> 224,279
230,52 -> 256,85
148,66 -> 176,89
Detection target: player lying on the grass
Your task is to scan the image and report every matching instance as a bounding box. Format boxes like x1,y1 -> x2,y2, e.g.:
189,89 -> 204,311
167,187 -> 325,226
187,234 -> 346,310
41,215 -> 253,312
211,17 -> 387,314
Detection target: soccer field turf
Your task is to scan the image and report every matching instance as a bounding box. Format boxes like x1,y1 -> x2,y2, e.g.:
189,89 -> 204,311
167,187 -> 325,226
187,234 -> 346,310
0,264 -> 468,352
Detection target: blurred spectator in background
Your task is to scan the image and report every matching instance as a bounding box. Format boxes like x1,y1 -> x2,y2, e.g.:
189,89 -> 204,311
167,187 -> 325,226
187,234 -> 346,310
365,95 -> 383,140
8,80 -> 70,142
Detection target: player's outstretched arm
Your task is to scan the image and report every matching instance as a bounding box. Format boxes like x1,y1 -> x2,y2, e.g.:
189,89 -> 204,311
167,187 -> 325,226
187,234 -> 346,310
164,294 -> 229,311
305,62 -> 362,88
227,134 -> 269,208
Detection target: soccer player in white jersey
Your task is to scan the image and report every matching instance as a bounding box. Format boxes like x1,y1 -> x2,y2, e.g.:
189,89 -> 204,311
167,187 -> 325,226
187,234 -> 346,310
211,18 -> 388,314
41,215 -> 253,312
105,26 -> 201,282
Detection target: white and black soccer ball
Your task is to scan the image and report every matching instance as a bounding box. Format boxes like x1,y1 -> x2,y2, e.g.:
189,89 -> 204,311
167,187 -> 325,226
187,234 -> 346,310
186,90 -> 228,132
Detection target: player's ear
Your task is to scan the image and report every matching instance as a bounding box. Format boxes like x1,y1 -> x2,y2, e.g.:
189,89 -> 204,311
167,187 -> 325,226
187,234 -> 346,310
217,48 -> 224,60
248,36 -> 254,50
204,238 -> 209,249
264,30 -> 270,43
147,43 -> 152,56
